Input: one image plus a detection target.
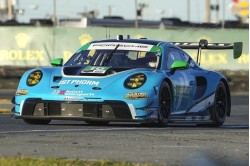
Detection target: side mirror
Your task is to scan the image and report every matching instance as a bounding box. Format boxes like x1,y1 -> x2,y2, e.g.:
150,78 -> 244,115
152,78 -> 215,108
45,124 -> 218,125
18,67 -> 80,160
170,61 -> 189,74
51,58 -> 63,67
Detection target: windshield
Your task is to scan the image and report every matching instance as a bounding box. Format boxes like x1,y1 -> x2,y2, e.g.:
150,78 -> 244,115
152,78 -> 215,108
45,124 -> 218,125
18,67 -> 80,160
65,49 -> 160,69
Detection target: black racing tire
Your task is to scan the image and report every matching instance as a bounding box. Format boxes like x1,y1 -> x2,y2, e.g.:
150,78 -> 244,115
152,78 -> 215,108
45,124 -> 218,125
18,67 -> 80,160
158,81 -> 172,127
85,121 -> 109,126
23,119 -> 51,125
210,82 -> 228,127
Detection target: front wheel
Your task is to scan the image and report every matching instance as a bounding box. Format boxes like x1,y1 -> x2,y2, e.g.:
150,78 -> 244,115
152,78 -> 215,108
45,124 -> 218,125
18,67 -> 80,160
23,119 -> 51,125
210,82 -> 228,127
158,81 -> 172,127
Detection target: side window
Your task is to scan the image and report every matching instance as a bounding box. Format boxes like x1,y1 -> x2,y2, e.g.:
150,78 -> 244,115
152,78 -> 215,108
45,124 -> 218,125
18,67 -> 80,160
65,50 -> 92,66
181,51 -> 190,62
166,48 -> 184,69
182,51 -> 198,68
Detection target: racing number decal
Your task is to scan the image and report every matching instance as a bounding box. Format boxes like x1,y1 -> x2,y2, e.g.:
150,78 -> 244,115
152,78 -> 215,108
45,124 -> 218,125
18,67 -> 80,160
81,66 -> 111,74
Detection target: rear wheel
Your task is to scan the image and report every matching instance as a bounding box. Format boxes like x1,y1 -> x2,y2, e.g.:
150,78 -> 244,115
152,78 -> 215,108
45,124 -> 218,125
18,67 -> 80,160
158,81 -> 172,127
210,82 -> 228,127
23,119 -> 51,125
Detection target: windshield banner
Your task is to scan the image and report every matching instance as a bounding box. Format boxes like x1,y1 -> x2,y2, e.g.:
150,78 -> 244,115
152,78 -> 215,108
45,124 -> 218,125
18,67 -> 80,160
88,42 -> 154,52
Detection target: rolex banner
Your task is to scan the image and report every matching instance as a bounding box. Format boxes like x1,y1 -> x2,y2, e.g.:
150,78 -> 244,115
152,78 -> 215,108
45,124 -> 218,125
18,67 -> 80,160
0,27 -> 248,70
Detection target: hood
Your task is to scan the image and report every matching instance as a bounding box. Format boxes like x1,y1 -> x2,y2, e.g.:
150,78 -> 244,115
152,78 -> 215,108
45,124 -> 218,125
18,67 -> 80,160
49,66 -> 155,91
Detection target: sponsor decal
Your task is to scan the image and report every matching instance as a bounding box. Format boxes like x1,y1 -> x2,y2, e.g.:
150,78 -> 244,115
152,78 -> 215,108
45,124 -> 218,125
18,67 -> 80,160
52,90 -> 94,97
0,50 -> 44,61
149,114 -> 158,119
186,116 -> 210,121
143,107 -> 157,112
0,33 -> 45,62
81,66 -> 110,74
64,96 -> 83,101
125,92 -> 148,99
16,89 -> 29,96
15,33 -> 30,49
146,107 -> 157,111
58,79 -> 99,86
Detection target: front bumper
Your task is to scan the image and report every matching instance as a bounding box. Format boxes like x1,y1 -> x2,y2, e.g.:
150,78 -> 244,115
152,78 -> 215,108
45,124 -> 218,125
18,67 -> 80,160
13,98 -> 156,122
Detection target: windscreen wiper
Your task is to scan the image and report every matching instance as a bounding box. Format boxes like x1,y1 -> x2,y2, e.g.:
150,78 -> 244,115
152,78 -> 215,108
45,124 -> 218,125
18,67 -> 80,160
103,44 -> 120,66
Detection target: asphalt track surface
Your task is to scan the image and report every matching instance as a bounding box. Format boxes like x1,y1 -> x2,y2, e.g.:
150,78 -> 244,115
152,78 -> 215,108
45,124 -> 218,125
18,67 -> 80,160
0,90 -> 249,166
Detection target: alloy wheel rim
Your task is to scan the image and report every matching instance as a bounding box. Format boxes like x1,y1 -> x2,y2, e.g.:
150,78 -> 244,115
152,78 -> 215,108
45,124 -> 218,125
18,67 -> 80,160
215,85 -> 227,119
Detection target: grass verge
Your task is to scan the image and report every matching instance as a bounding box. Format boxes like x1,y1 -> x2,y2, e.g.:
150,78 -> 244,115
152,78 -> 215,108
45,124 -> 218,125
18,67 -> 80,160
0,156 -> 173,166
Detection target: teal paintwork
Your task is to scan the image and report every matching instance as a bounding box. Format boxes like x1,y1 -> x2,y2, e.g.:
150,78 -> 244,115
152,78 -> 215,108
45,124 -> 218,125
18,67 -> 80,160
12,38 -> 234,125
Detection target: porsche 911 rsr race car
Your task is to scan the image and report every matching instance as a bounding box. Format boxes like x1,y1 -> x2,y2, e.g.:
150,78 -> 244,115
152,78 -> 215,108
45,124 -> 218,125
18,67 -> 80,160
12,35 -> 242,127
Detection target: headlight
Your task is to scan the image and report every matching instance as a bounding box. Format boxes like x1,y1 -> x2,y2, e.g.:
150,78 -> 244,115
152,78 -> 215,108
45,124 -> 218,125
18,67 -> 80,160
124,73 -> 146,89
26,70 -> 43,86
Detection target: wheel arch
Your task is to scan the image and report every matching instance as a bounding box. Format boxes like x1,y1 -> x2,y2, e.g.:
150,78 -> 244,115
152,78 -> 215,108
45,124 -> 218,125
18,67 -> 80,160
220,78 -> 231,117
157,77 -> 173,126
162,77 -> 174,109
163,77 -> 173,91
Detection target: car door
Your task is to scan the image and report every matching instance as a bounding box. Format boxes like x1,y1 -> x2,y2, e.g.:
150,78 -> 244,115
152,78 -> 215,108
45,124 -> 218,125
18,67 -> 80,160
165,47 -> 195,115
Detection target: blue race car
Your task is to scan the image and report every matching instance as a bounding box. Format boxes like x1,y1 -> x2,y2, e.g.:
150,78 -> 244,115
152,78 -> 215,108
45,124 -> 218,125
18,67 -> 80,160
12,36 -> 242,127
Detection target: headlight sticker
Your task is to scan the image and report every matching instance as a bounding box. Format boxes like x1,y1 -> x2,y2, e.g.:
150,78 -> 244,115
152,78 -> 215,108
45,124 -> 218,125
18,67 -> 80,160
124,73 -> 147,89
26,70 -> 43,86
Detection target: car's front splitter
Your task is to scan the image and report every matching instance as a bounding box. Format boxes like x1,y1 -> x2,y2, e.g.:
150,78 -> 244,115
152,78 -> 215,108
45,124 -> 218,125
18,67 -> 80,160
13,98 -> 157,122
14,115 -> 154,123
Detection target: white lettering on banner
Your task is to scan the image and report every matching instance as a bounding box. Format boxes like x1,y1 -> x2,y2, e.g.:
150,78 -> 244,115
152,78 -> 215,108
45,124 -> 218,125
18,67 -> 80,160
58,80 -> 99,86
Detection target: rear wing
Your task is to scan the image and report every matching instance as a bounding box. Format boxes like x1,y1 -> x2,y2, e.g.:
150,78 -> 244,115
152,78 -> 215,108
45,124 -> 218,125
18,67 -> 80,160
171,39 -> 243,65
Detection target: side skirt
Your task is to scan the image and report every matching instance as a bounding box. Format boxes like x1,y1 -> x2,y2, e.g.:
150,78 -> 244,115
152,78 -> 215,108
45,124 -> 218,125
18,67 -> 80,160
169,115 -> 213,124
